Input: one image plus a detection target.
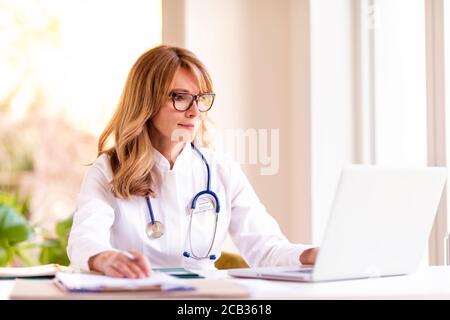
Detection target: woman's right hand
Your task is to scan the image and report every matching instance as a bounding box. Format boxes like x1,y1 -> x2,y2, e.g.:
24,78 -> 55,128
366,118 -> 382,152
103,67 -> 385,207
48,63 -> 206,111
88,249 -> 152,278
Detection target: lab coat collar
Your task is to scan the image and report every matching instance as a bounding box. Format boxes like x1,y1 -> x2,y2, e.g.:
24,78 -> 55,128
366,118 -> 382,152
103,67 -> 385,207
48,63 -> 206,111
151,142 -> 192,172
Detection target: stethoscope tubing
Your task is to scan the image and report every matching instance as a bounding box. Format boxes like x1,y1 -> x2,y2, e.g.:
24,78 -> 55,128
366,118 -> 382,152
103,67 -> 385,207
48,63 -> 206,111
145,143 -> 220,260
145,196 -> 156,225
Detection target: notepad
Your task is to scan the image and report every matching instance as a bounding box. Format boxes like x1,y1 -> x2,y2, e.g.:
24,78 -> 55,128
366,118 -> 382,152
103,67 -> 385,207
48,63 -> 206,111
53,271 -> 194,292
0,264 -> 74,278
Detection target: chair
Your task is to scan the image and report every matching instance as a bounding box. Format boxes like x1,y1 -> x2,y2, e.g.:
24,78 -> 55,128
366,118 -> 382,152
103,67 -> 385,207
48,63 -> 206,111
214,251 -> 249,270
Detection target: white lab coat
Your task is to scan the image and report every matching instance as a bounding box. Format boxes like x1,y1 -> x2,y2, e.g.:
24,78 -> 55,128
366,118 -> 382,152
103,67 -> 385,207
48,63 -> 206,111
68,143 -> 312,271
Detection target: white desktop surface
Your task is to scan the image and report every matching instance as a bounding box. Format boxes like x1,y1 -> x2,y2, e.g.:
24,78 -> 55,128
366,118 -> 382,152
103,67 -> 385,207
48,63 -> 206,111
221,266 -> 450,299
1,266 -> 450,300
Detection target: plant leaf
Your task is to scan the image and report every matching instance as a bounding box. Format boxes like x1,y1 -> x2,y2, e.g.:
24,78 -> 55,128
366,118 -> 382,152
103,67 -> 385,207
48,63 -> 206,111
0,240 -> 13,267
0,204 -> 33,244
55,215 -> 73,242
39,239 -> 70,266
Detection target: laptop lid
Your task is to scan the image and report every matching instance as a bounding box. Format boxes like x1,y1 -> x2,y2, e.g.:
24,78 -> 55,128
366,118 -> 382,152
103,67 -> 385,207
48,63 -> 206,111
311,165 -> 446,282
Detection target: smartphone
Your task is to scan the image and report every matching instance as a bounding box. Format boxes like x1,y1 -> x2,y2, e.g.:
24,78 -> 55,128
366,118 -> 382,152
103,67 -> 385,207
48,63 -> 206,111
154,268 -> 205,279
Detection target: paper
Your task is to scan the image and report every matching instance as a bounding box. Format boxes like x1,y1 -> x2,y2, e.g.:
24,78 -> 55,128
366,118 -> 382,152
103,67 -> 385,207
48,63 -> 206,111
54,271 -> 194,292
0,264 -> 74,278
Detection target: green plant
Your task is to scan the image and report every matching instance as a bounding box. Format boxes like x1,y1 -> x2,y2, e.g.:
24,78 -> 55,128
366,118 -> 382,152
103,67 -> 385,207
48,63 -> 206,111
0,191 -> 31,219
39,215 -> 72,266
0,189 -> 75,267
0,203 -> 33,266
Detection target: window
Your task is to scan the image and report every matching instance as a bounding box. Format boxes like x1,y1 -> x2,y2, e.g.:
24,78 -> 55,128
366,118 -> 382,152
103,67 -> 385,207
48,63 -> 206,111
0,0 -> 161,231
361,0 -> 427,166
359,0 -> 450,265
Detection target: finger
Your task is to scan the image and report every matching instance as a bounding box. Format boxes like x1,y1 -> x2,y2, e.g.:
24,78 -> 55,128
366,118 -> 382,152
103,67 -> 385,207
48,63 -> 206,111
311,248 -> 319,265
104,265 -> 125,278
128,250 -> 152,276
128,249 -> 152,276
114,261 -> 139,278
119,252 -> 147,278
125,259 -> 147,278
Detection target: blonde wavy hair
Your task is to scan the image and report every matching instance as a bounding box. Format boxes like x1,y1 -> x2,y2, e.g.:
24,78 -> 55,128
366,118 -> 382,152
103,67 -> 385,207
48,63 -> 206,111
98,45 -> 214,199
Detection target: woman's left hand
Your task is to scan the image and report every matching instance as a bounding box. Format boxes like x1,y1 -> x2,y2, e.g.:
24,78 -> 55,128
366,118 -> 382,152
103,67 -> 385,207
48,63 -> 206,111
299,247 -> 319,265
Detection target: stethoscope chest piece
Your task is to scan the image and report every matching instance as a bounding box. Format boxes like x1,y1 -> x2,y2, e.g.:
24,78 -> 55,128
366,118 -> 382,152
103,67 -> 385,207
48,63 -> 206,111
144,143 -> 220,260
146,221 -> 164,239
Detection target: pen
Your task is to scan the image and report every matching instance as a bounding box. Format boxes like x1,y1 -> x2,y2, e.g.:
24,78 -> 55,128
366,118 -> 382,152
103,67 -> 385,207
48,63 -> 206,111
121,251 -> 152,277
121,251 -> 136,261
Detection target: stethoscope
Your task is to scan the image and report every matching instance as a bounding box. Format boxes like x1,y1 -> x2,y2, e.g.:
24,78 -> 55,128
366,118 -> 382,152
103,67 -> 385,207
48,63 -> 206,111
144,143 -> 220,260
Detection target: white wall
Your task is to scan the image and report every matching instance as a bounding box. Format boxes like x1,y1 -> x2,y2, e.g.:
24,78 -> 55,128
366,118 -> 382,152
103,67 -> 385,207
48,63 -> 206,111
184,0 -> 301,249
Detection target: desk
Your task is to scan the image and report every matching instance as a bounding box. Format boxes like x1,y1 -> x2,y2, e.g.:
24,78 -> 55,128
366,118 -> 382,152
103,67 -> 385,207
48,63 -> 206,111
2,266 -> 450,299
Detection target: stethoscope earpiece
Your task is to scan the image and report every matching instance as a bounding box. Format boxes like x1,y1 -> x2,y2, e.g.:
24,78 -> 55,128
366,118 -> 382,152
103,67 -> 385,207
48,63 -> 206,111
183,251 -> 217,260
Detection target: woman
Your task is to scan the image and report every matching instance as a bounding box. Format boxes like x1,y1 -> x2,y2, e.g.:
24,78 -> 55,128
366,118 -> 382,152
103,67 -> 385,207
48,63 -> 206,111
67,45 -> 318,278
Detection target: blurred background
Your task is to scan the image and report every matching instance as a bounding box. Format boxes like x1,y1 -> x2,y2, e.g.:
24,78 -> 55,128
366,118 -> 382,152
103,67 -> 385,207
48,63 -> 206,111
1,0 -> 450,266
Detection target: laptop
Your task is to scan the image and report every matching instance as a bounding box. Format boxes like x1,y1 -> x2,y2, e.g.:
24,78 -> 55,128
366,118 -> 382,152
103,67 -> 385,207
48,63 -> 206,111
228,165 -> 447,282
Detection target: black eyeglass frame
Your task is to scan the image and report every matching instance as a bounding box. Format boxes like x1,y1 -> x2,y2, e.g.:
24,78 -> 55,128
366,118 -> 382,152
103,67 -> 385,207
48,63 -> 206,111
169,91 -> 216,112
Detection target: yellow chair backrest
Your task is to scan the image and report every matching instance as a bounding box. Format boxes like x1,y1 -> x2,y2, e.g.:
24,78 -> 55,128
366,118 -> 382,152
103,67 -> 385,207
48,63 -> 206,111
214,251 -> 249,270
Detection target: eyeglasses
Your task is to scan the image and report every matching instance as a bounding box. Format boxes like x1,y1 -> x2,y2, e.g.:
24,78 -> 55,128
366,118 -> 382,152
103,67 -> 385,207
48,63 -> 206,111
169,91 -> 215,112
